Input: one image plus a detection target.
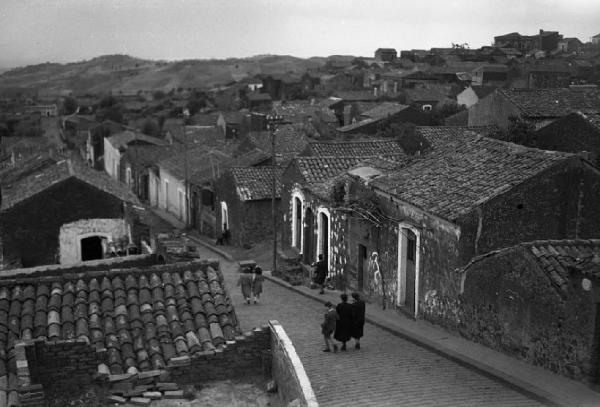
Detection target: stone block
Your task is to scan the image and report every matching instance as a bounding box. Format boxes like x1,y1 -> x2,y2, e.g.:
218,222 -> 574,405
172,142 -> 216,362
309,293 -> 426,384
108,373 -> 135,382
137,370 -> 162,380
110,381 -> 133,393
129,397 -> 152,406
156,382 -> 178,391
107,395 -> 127,404
142,391 -> 161,400
164,390 -> 185,399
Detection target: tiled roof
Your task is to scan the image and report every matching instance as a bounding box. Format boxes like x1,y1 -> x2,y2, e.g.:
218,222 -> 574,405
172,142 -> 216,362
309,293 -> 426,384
307,139 -> 405,157
471,86 -> 497,99
360,103 -> 409,120
230,166 -> 284,201
333,91 -> 377,102
525,240 -> 600,292
0,260 -> 239,375
0,153 -> 57,186
123,144 -> 182,168
499,88 -> 600,118
370,126 -> 573,221
108,131 -> 169,150
337,118 -> 378,133
273,101 -> 335,124
1,158 -> 140,211
248,124 -> 310,162
294,156 -> 363,184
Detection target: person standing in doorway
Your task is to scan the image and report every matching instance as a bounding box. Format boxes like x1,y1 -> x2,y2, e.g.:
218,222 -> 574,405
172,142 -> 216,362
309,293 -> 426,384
334,293 -> 353,351
251,266 -> 264,304
351,292 -> 366,350
321,301 -> 338,353
312,254 -> 328,294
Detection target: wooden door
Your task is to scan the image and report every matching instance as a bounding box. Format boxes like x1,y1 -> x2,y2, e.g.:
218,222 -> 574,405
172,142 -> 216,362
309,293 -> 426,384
405,229 -> 417,315
358,244 -> 367,292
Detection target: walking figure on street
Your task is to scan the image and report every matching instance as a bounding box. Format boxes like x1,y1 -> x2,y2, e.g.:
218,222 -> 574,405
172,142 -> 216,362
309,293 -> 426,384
251,266 -> 264,304
321,301 -> 338,352
334,293 -> 353,351
237,267 -> 253,304
351,292 -> 366,350
312,254 -> 328,294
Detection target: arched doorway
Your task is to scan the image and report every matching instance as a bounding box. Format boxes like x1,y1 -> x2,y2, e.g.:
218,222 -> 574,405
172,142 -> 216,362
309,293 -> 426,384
317,209 -> 330,269
292,196 -> 303,251
80,236 -> 104,261
303,207 -> 314,264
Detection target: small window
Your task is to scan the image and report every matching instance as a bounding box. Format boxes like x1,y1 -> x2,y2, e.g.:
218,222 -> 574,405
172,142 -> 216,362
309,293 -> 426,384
422,104 -> 432,111
516,203 -> 524,209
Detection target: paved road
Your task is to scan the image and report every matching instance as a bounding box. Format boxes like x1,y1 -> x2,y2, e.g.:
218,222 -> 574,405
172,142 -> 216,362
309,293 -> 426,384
201,246 -> 543,407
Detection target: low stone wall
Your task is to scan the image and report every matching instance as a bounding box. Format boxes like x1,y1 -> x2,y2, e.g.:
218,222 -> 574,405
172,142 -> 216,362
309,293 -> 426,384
270,320 -> 318,407
167,326 -> 272,382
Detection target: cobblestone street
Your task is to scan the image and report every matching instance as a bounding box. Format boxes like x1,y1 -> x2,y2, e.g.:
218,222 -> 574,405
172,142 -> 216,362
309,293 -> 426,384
198,246 -> 544,407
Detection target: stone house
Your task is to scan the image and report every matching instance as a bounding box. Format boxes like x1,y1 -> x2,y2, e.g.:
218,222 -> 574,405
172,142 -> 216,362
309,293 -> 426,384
593,33 -> 600,46
494,30 -> 562,52
337,105 -> 435,135
282,126 -> 600,320
557,37 -> 583,53
104,131 -> 168,182
215,166 -> 284,246
526,65 -> 573,89
216,111 -> 246,139
532,112 -> 600,166
468,87 -> 600,130
246,92 -> 273,111
0,158 -> 139,268
22,104 -> 58,117
470,64 -> 509,87
455,239 -> 600,385
374,48 -> 397,62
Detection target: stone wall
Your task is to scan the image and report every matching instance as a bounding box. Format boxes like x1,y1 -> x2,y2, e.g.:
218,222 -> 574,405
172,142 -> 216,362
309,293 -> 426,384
58,218 -> 129,265
270,320 -> 318,407
167,325 -> 271,383
15,339 -> 105,407
454,247 -> 597,383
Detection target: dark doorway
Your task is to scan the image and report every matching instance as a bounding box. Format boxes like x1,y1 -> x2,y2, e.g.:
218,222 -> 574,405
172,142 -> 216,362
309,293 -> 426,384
294,197 -> 302,250
141,174 -> 149,201
320,212 -> 329,266
405,229 -> 417,315
81,236 -> 103,261
590,303 -> 600,384
303,208 -> 314,264
358,244 -> 367,292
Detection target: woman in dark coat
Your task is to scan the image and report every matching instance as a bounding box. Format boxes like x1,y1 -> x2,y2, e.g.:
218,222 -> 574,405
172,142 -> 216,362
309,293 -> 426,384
351,292 -> 366,350
334,293 -> 353,351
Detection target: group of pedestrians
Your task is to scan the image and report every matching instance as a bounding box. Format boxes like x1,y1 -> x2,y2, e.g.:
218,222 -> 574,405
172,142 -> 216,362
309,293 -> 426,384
237,266 -> 264,304
321,292 -> 366,353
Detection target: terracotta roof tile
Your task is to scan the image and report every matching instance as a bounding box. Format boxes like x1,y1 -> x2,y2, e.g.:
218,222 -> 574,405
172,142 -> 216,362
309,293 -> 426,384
371,126 -> 573,221
307,139 -> 405,157
229,166 -> 284,201
0,261 -> 240,376
499,88 -> 600,118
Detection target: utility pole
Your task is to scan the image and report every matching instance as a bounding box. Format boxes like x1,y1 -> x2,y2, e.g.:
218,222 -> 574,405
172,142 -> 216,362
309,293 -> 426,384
266,113 -> 283,274
183,110 -> 190,228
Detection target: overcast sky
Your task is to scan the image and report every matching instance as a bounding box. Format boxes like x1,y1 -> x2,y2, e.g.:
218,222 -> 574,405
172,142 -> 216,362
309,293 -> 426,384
1,0 -> 599,68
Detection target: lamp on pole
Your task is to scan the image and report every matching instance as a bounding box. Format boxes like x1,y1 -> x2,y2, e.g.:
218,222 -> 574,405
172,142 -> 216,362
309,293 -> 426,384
266,113 -> 283,274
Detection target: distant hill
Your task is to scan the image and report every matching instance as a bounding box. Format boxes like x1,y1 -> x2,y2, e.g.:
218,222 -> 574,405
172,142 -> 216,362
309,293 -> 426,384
0,54 -> 329,97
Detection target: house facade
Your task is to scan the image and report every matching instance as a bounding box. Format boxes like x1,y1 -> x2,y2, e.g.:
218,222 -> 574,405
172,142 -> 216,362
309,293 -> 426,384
215,167 -> 283,246
281,127 -> 600,321
468,87 -> 600,130
104,131 -> 168,181
0,158 -> 139,268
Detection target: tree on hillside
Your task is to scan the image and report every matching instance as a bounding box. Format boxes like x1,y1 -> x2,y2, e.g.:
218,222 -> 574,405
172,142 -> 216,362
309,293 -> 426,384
62,96 -> 78,115
506,115 -> 537,146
